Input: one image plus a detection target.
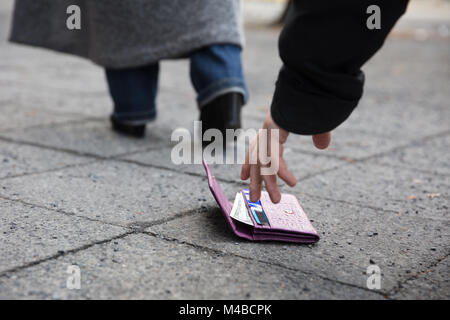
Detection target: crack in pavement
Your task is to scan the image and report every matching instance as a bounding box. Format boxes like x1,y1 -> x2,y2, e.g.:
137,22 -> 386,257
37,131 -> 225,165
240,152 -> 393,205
0,133 -> 169,162
303,192 -> 450,223
0,191 -> 385,298
0,194 -> 207,233
0,194 -> 126,229
0,123 -> 447,187
0,222 -> 385,298
289,129 -> 450,165
386,251 -> 450,298
142,229 -> 388,299
0,159 -> 100,181
0,231 -> 135,278
0,116 -> 103,135
0,198 -> 211,276
1,128 -> 447,226
0,122 -> 447,297
0,191 -> 445,299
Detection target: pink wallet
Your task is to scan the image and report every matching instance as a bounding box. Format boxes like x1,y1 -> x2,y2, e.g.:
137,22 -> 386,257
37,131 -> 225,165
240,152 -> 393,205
203,160 -> 320,243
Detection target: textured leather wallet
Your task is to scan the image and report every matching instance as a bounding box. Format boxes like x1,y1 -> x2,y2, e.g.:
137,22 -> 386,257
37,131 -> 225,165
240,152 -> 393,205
203,160 -> 320,243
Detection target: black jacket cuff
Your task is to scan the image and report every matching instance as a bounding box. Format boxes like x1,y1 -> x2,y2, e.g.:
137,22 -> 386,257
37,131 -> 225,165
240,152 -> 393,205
270,67 -> 364,135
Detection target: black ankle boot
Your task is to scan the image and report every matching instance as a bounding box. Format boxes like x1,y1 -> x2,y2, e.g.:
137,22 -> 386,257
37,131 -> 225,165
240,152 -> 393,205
200,92 -> 243,138
110,115 -> 146,138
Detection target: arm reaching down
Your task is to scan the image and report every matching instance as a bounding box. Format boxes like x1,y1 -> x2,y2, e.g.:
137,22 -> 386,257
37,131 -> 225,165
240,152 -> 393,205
242,0 -> 409,202
271,0 -> 409,134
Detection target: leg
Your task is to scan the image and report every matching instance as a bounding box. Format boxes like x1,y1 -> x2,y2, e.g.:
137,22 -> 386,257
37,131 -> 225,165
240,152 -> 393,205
105,63 -> 159,137
190,44 -> 248,137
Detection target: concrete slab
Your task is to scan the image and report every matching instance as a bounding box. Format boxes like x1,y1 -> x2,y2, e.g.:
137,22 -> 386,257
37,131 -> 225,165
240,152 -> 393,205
338,97 -> 449,140
0,140 -> 91,179
292,161 -> 450,220
0,233 -> 383,299
147,195 -> 449,295
364,37 -> 450,99
0,100 -> 83,133
0,160 -> 238,227
0,119 -> 174,157
0,198 -> 126,272
373,134 -> 450,176
391,256 -> 450,299
1,84 -> 111,119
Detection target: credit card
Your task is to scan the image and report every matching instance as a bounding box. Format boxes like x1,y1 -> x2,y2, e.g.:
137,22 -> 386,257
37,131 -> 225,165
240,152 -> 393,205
243,189 -> 270,226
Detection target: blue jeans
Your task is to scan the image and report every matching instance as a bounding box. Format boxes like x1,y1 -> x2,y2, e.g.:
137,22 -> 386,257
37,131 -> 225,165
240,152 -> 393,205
105,44 -> 248,124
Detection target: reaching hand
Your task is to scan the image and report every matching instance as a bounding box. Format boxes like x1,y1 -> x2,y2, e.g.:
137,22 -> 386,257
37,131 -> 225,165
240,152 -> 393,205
240,113 -> 331,204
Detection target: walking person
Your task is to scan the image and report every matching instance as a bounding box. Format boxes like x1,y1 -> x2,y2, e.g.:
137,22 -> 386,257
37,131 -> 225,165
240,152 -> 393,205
9,0 -> 248,138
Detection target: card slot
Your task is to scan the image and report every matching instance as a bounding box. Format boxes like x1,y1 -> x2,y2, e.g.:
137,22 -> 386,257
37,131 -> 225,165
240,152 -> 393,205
241,190 -> 271,229
257,193 -> 274,227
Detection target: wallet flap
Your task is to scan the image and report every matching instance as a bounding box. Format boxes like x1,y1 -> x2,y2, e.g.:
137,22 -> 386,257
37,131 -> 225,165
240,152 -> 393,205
203,160 -> 253,240
203,160 -> 232,216
259,192 -> 319,239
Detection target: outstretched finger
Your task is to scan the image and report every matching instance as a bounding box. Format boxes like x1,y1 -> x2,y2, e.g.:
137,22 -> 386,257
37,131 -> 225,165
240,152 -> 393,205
277,158 -> 297,187
240,154 -> 251,180
241,137 -> 257,180
249,164 -> 263,202
262,173 -> 281,203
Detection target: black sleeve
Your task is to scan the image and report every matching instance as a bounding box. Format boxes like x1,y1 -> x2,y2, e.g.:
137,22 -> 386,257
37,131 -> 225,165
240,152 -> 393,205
270,0 -> 409,135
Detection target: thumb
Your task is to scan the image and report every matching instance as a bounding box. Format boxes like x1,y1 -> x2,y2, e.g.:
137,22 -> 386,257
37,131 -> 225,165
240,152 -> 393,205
312,132 -> 331,150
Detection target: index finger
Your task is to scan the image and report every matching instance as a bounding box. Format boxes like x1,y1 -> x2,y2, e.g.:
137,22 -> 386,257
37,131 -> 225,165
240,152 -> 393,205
262,172 -> 281,203
249,164 -> 263,202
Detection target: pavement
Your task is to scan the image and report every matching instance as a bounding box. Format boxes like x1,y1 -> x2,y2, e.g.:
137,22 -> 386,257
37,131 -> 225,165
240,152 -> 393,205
0,0 -> 449,299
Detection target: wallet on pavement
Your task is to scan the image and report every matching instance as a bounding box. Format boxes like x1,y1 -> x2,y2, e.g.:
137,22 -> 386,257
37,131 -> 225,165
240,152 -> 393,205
203,160 -> 320,243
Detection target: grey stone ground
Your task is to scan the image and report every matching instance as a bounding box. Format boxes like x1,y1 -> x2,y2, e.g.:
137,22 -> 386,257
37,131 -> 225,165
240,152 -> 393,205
0,0 -> 449,299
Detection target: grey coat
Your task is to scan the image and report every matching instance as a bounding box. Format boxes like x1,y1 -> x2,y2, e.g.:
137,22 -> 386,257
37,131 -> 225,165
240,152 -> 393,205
9,0 -> 244,68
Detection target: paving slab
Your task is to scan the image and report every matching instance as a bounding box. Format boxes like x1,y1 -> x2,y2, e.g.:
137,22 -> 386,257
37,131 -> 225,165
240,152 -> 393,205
0,140 -> 92,179
1,84 -> 111,119
0,119 -> 175,157
147,194 -> 449,295
0,233 -> 383,299
1,59 -> 201,120
338,94 -> 449,140
0,198 -> 126,272
364,37 -> 450,99
0,99 -> 83,133
282,92 -> 449,161
0,44 -> 108,96
291,160 -> 450,220
286,127 -> 410,161
373,134 -> 450,176
391,256 -> 450,299
0,160 -> 237,227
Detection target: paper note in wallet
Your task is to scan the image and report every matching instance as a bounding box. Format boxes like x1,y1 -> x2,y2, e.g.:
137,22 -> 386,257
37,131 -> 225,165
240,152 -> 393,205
230,192 -> 254,226
203,160 -> 320,243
